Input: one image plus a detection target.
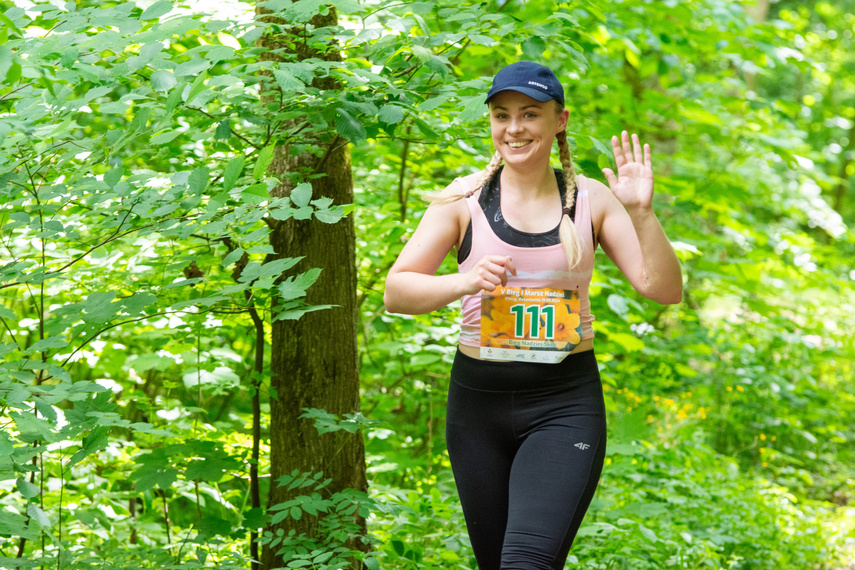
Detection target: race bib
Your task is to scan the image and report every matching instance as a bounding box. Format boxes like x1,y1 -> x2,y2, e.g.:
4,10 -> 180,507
480,286 -> 582,363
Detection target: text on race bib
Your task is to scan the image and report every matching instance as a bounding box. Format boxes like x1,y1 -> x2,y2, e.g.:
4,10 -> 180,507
480,286 -> 583,363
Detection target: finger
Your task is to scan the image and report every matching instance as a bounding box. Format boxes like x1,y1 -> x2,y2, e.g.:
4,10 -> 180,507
611,135 -> 625,170
621,130 -> 632,164
632,133 -> 641,163
505,256 -> 517,276
481,261 -> 503,279
643,143 -> 652,170
479,270 -> 501,289
602,167 -> 617,188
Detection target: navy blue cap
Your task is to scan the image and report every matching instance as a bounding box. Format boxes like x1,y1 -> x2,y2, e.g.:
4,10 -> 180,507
485,61 -> 565,107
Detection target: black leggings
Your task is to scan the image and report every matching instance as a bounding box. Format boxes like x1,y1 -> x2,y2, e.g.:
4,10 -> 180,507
446,349 -> 607,570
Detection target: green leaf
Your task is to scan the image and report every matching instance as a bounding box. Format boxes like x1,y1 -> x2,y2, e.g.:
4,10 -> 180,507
239,258 -> 303,284
150,130 -> 180,144
27,504 -> 50,528
291,183 -> 312,208
273,69 -> 304,92
0,46 -> 12,81
639,524 -> 659,543
0,306 -> 15,320
122,292 -> 157,316
189,166 -> 209,195
175,58 -> 211,78
278,268 -> 321,300
0,511 -> 37,541
521,36 -> 547,59
253,145 -> 275,180
67,426 -> 110,469
223,155 -> 245,191
215,119 -> 231,140
242,183 -> 269,199
314,206 -> 344,224
274,303 -> 334,321
104,167 -> 123,188
129,423 -> 177,437
82,292 -> 119,323
151,70 -> 177,92
379,105 -> 404,125
456,95 -> 485,124
131,466 -> 179,492
140,1 -> 173,20
242,507 -> 267,529
282,0 -> 327,22
335,108 -> 366,141
0,342 -> 19,357
16,478 -> 39,501
222,247 -> 245,267
26,336 -> 68,354
194,516 -> 233,539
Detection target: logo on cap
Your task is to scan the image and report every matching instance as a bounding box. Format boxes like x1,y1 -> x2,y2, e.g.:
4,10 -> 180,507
528,81 -> 548,90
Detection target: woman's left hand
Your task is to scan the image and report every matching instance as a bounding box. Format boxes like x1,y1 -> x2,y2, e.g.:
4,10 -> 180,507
602,130 -> 654,212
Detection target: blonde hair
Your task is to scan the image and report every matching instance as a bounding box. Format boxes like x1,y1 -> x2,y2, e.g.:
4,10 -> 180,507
428,104 -> 584,269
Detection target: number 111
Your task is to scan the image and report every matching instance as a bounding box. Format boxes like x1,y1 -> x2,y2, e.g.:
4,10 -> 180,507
509,304 -> 555,339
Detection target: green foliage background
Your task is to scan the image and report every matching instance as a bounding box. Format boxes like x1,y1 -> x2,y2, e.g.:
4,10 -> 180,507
1,0 -> 854,568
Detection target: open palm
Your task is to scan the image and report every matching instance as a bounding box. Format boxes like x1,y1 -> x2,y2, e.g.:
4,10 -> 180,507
602,131 -> 654,211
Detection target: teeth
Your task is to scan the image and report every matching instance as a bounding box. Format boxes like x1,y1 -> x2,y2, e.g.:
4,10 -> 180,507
508,141 -> 530,148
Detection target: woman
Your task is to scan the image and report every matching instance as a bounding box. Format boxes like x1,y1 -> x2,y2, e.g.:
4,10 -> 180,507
384,61 -> 682,570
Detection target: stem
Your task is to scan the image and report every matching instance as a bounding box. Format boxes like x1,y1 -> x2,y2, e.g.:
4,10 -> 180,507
162,491 -> 172,545
57,463 -> 63,570
397,133 -> 410,222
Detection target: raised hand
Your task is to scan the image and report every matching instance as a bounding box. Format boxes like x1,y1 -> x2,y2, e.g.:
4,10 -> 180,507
602,131 -> 654,211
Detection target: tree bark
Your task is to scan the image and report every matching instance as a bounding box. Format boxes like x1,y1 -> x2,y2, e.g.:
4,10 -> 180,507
256,7 -> 367,570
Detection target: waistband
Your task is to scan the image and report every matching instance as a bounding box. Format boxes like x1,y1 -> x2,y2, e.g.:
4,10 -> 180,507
450,348 -> 599,392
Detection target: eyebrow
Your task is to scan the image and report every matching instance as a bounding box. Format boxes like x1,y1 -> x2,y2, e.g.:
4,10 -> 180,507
490,104 -> 543,111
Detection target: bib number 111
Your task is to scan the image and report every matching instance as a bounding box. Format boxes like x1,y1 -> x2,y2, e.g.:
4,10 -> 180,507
509,304 -> 555,339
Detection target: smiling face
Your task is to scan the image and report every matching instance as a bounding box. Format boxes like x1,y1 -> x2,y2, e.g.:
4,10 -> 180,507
488,90 -> 569,172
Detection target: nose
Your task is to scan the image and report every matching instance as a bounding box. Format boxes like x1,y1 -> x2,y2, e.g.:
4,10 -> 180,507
508,117 -> 524,135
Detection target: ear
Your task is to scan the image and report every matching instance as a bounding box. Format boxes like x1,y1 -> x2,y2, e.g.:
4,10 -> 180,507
556,107 -> 569,133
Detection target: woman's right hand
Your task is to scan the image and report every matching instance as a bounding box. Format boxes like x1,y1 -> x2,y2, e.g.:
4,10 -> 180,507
463,255 -> 517,295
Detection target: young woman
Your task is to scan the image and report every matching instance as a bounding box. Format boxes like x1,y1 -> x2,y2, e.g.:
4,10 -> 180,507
384,61 -> 683,570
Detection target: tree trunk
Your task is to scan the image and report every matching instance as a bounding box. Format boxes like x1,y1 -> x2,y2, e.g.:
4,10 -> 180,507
256,7 -> 367,569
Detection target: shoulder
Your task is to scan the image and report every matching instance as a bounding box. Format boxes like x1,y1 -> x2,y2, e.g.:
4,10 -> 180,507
582,176 -> 612,215
457,172 -> 485,197
583,176 -> 624,239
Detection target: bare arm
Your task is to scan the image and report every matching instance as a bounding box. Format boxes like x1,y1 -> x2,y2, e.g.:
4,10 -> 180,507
596,132 -> 683,305
384,183 -> 516,315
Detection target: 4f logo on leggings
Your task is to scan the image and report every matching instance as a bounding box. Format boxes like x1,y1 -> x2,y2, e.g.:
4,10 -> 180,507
575,442 -> 590,450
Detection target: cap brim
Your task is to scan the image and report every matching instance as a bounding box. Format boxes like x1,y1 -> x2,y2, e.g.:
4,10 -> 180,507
485,86 -> 555,104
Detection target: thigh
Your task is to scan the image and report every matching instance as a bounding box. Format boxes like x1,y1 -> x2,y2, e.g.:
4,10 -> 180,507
502,390 -> 607,569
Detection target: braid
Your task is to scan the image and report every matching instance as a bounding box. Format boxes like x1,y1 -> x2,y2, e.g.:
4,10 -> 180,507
473,151 -> 503,196
556,130 -> 584,269
427,150 -> 503,206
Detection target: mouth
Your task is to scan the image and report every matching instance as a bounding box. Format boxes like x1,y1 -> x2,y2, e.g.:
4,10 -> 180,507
507,141 -> 532,149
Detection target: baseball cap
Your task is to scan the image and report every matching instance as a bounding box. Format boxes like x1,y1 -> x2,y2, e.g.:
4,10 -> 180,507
485,61 -> 565,106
